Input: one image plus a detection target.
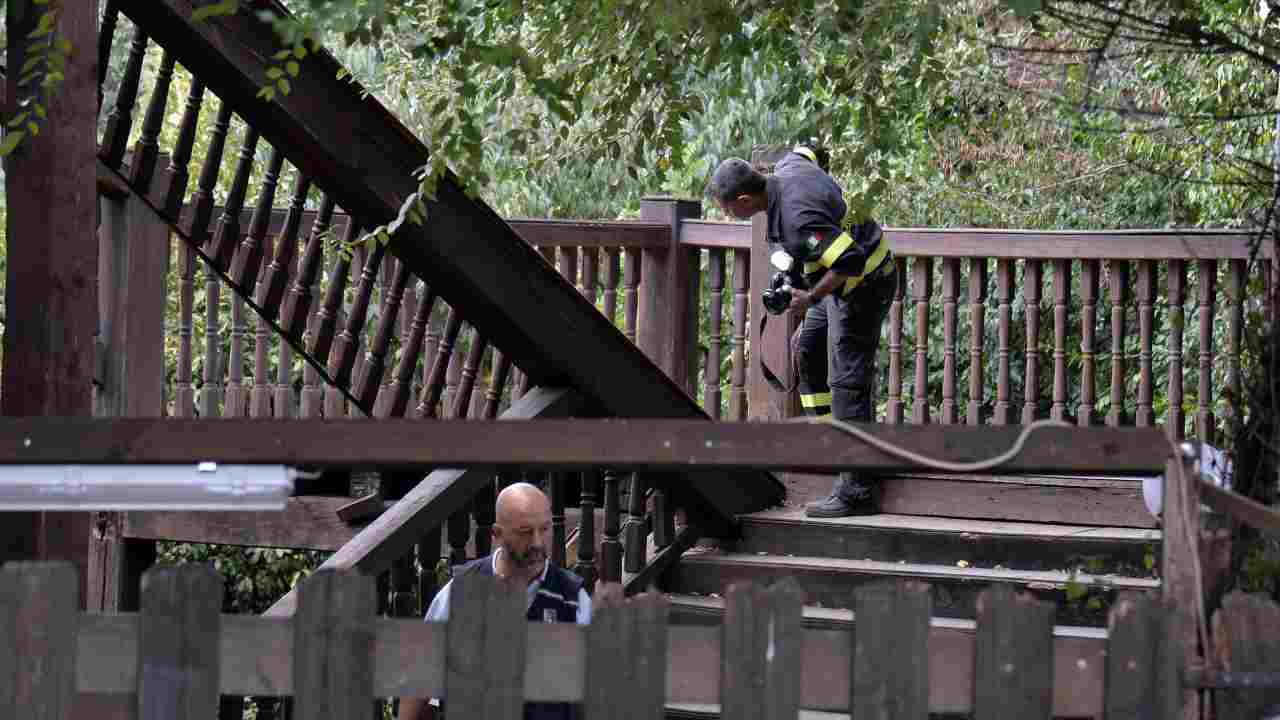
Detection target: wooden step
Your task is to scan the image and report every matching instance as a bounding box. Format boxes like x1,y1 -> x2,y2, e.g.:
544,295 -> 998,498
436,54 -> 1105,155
661,593 -> 1107,719
782,470 -> 1156,528
734,508 -> 1159,574
667,552 -> 1159,626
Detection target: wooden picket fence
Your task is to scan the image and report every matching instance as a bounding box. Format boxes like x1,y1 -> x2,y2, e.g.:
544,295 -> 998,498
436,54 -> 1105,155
2,560 -> 1277,719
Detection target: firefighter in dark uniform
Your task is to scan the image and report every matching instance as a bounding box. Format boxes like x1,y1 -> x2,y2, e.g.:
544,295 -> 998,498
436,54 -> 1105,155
709,146 -> 896,516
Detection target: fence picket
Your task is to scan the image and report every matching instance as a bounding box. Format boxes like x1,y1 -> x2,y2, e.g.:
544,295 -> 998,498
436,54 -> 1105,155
974,584 -> 1054,720
137,564 -> 221,720
447,573 -> 527,720
0,562 -> 79,720
584,586 -> 668,720
292,569 -> 376,720
852,579 -> 931,720
1104,591 -> 1179,720
1212,591 -> 1280,720
721,579 -> 803,720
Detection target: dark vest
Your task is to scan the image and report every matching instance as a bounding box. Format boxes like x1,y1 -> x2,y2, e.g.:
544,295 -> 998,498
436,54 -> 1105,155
453,555 -> 585,720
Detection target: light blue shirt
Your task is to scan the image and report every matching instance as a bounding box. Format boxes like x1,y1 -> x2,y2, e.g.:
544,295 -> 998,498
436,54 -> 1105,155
423,548 -> 593,625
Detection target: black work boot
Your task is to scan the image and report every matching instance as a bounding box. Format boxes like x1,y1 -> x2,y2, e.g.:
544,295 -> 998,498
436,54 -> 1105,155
804,472 -> 881,518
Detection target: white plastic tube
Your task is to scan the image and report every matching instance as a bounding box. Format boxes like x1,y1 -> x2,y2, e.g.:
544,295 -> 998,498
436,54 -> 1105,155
0,463 -> 295,511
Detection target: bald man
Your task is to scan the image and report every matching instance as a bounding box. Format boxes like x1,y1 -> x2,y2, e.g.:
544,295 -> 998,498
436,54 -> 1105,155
399,482 -> 591,720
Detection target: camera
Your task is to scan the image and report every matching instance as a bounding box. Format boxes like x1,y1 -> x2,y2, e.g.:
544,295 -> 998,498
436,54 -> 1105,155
762,271 -> 793,315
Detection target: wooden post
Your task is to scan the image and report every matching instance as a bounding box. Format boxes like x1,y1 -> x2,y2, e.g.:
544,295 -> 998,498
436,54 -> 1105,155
1162,443 -> 1203,720
87,193 -> 167,615
853,579 -> 932,719
748,148 -> 801,420
1,0 -> 98,600
1105,591 -> 1180,720
137,565 -> 222,720
637,197 -> 702,394
293,569 -> 376,720
974,584 -> 1055,720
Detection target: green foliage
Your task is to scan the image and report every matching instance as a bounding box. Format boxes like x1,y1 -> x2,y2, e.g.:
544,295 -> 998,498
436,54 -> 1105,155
158,542 -> 329,614
2,0 -> 73,158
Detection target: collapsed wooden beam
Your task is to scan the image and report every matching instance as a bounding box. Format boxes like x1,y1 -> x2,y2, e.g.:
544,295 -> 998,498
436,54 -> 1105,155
0,417 -> 1170,475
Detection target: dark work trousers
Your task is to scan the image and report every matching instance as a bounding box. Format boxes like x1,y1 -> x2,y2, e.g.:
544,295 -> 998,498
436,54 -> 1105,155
791,262 -> 897,499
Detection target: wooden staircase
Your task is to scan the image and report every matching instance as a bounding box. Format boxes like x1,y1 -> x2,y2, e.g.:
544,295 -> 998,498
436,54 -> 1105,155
653,471 -> 1161,718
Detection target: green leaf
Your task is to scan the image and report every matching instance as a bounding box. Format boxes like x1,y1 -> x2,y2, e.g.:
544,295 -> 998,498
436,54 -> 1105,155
0,130 -> 27,156
266,67 -> 284,80
20,55 -> 42,75
257,85 -> 276,102
272,49 -> 292,61
286,60 -> 300,77
192,0 -> 239,23
1003,0 -> 1042,19
277,78 -> 291,95
8,112 -> 30,129
293,45 -> 308,59
55,37 -> 72,54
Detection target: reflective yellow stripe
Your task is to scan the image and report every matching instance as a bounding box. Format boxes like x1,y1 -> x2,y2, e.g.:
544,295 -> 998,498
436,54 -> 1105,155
793,146 -> 818,164
800,392 -> 833,408
803,260 -> 821,274
819,231 -> 855,269
841,236 -> 892,295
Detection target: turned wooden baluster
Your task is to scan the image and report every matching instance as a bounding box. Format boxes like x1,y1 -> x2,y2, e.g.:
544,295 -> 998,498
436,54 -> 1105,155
448,499 -> 470,565
576,471 -> 599,591
940,258 -> 960,424
157,75 -> 205,218
1079,260 -> 1099,426
258,175 -> 312,316
96,1 -> 119,110
99,26 -> 146,169
1196,259 -> 1218,442
175,242 -> 196,418
967,258 -> 989,425
1167,260 -> 1187,439
280,194 -> 335,340
423,306 -> 442,400
230,146 -> 285,288
128,50 -> 175,191
356,261 -> 411,409
180,102 -> 233,247
472,479 -> 496,559
451,333 -> 490,419
550,473 -> 567,568
993,259 -> 1014,425
225,293 -> 249,417
558,246 -> 580,290
912,258 -> 933,423
604,249 -> 621,327
582,247 -> 600,305
482,353 -> 514,419
652,483 -> 674,553
624,248 -> 641,343
309,220 -> 360,364
730,249 -> 750,421
1107,261 -> 1130,427
1022,260 -> 1043,424
600,470 -> 623,583
208,126 -> 261,270
705,249 -> 726,418
1051,259 -> 1072,422
416,309 -> 464,419
417,529 -> 443,607
390,550 -> 417,619
382,285 -> 439,419
887,258 -> 906,424
199,263 -> 222,418
623,473 -> 647,573
1226,260 -> 1246,427
329,240 -> 388,389
249,231 -> 274,418
1136,261 -> 1157,426
441,332 -> 464,416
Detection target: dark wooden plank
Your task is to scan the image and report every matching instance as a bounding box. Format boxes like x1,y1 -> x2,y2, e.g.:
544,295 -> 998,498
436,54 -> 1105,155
447,573 -> 527,720
679,220 -> 752,249
1160,450 -> 1201,720
1104,591 -> 1179,720
510,219 -> 670,248
0,562 -> 79,719
973,584 -> 1055,720
137,565 -> 221,720
263,387 -> 588,617
121,496 -> 379,551
584,586 -> 669,720
721,579 -> 803,720
853,579 -> 931,720
1212,591 -> 1280,720
2,418 -> 1170,475
292,570 -> 375,719
1199,481 -> 1280,538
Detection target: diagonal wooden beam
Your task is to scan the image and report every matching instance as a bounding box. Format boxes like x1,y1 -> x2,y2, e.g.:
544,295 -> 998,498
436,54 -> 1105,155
117,0 -> 785,522
262,387 -> 587,618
